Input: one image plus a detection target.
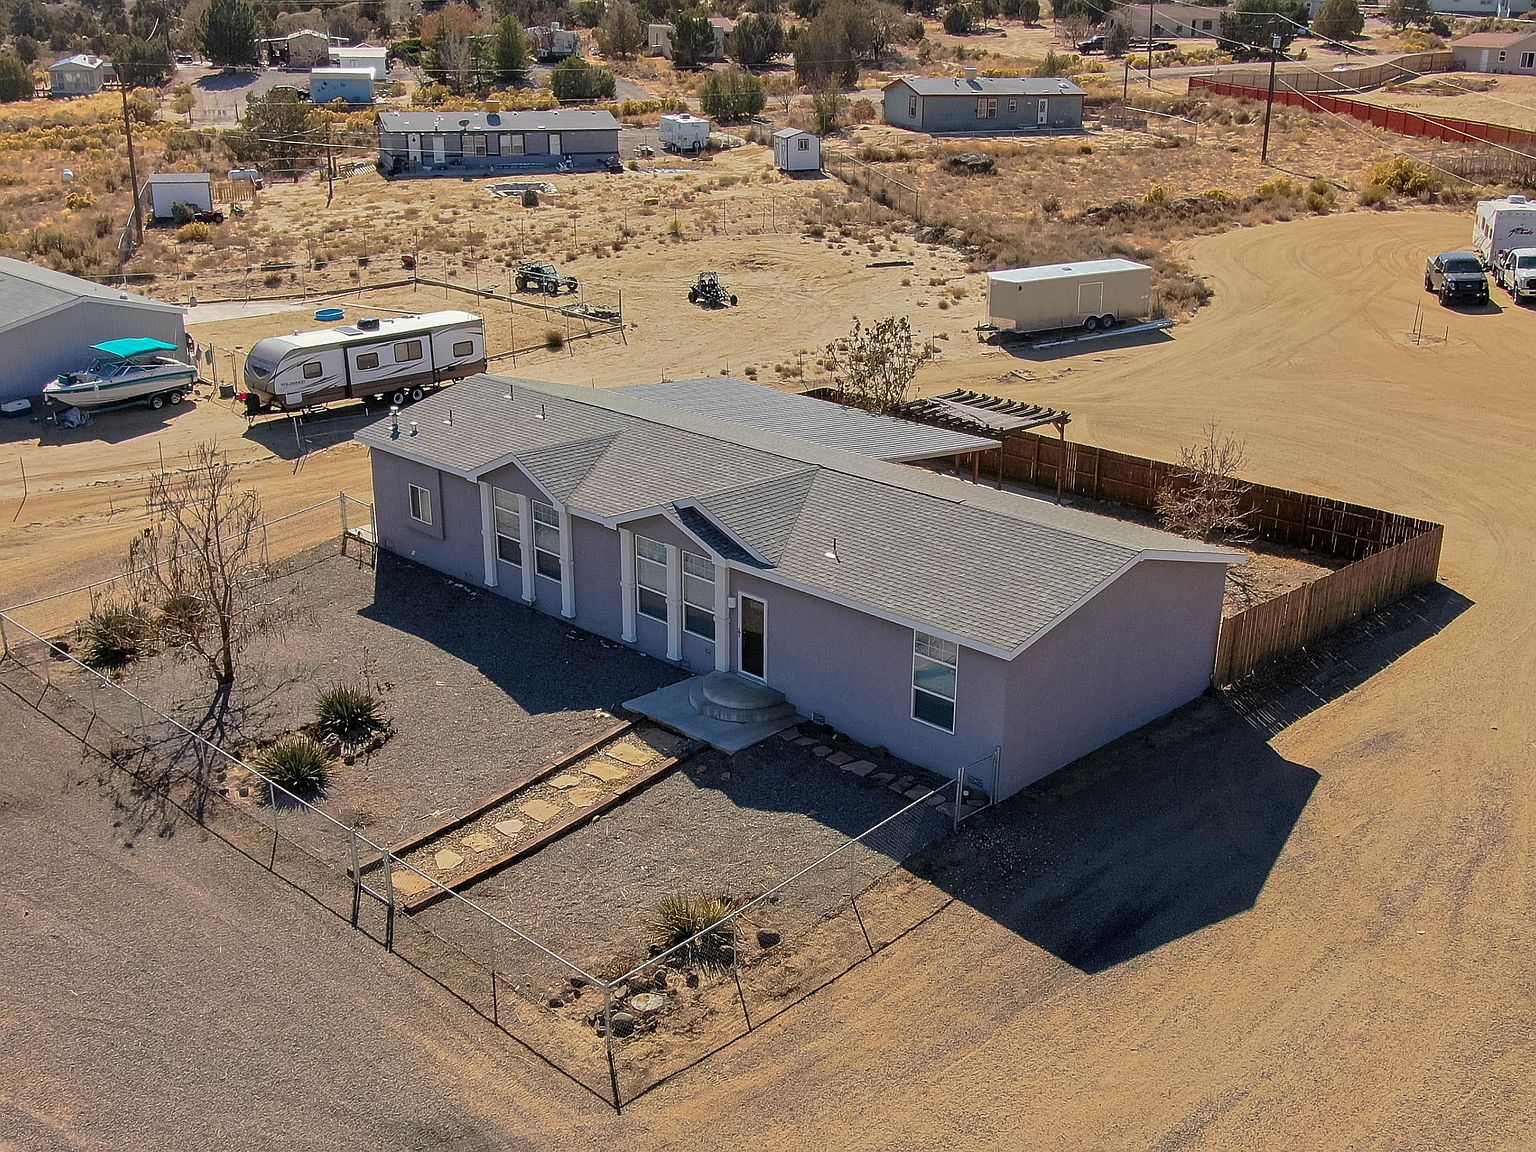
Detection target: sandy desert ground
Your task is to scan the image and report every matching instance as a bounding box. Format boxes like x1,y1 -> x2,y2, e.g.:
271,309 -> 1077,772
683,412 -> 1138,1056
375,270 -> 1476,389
4,207 -> 1535,1149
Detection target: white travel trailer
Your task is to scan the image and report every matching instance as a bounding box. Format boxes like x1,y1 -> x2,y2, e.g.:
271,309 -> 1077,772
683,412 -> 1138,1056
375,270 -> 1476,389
240,311 -> 485,413
1474,195 -> 1536,266
659,113 -> 711,153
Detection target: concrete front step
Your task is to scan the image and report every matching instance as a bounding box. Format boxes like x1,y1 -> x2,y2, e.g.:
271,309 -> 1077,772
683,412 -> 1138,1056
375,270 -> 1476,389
687,671 -> 796,725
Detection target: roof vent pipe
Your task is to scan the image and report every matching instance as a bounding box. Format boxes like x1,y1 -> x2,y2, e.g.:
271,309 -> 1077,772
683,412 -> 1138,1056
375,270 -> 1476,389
389,405 -> 399,438
824,537 -> 840,562
444,407 -> 453,427
409,420 -> 418,436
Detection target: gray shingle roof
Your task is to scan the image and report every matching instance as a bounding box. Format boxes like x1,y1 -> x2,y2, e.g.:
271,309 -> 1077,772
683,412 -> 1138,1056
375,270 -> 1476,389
377,108 -> 620,134
356,375 -> 1236,654
619,378 -> 998,462
887,75 -> 1086,98
0,257 -> 182,334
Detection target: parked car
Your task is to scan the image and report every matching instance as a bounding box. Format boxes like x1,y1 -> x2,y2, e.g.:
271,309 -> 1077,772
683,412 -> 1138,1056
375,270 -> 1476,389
174,52 -> 193,65
1424,251 -> 1490,306
1136,40 -> 1178,52
1492,246 -> 1536,302
514,261 -> 578,295
1076,35 -> 1105,53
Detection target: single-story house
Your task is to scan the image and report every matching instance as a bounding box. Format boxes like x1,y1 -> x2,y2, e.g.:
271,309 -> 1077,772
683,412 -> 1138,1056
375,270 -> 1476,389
1451,31 -> 1536,73
49,55 -> 112,97
310,66 -> 374,105
0,257 -> 186,404
377,108 -> 620,175
648,16 -> 733,62
883,72 -> 1085,135
260,29 -> 334,68
529,22 -> 582,59
142,172 -> 213,220
1119,3 -> 1224,38
773,127 -> 821,173
328,44 -> 389,81
354,375 -> 1239,802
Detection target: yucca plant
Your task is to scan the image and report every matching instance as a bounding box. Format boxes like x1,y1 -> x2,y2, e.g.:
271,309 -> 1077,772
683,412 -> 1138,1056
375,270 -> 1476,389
651,893 -> 738,971
313,683 -> 384,746
253,734 -> 332,801
77,603 -> 146,670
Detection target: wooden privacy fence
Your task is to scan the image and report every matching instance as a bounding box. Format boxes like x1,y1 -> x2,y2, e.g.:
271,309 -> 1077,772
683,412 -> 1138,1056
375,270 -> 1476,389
1190,74 -> 1536,154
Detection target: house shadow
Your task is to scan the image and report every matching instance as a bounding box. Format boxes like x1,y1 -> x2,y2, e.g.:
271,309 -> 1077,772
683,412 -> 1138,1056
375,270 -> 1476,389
357,551 -> 686,718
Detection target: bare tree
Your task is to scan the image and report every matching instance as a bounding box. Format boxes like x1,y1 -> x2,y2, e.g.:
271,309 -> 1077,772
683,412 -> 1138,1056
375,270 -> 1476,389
1154,424 -> 1255,543
125,443 -> 293,687
765,71 -> 796,115
825,317 -> 925,412
436,31 -> 476,94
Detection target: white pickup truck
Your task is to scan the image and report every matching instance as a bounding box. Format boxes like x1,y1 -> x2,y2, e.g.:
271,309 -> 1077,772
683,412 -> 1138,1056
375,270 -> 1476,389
1491,247 -> 1536,303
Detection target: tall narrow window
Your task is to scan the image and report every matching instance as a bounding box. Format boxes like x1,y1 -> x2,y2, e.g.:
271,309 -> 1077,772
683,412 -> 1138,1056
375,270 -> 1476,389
635,536 -> 668,623
492,488 -> 520,565
408,483 -> 432,526
532,500 -> 561,581
682,552 -> 715,638
912,631 -> 958,733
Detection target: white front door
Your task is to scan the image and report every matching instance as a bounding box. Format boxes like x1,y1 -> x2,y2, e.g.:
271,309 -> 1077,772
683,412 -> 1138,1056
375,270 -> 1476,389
1078,281 -> 1103,317
1037,98 -> 1049,126
738,595 -> 766,681
549,132 -> 562,156
431,135 -> 445,165
1481,49 -> 1491,73
407,133 -> 421,163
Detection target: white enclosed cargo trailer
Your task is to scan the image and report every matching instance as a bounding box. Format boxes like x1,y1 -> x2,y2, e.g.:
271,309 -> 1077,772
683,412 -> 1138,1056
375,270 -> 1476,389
240,310 -> 485,413
1474,195 -> 1536,266
987,258 -> 1153,334
659,113 -> 711,153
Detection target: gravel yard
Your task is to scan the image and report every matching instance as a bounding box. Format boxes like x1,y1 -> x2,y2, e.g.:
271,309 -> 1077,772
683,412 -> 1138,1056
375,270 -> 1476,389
98,547 -> 682,847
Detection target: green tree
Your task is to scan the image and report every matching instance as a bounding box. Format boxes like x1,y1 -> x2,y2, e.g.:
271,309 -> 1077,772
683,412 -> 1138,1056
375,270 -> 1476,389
669,10 -> 717,68
550,55 -> 616,99
1311,0 -> 1363,40
1382,0 -> 1430,26
112,34 -> 174,88
943,3 -> 974,33
729,11 -> 785,67
489,16 -> 531,83
699,66 -> 765,119
810,84 -> 845,133
1104,17 -> 1130,56
0,52 -> 32,102
1050,0 -> 1106,23
1217,0 -> 1306,59
596,0 -> 646,58
228,89 -> 322,177
794,8 -> 857,86
198,0 -> 259,67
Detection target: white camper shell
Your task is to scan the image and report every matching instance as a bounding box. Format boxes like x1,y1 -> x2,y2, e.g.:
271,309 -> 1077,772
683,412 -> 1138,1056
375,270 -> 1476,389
241,310 -> 486,412
659,113 -> 711,153
1474,196 -> 1536,266
987,258 -> 1153,334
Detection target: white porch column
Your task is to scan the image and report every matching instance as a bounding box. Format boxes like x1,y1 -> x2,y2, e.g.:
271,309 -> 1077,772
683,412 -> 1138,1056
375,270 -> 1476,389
618,526 -> 637,643
477,482 -> 497,588
664,542 -> 682,661
558,504 -> 576,619
713,564 -> 730,672
517,493 -> 535,604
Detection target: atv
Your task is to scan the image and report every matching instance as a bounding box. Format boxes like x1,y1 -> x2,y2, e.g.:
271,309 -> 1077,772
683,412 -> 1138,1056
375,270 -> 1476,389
514,260 -> 579,296
688,271 -> 737,307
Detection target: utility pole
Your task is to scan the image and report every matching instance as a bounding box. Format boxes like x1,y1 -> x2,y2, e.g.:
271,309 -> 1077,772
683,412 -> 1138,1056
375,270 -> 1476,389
1260,24 -> 1282,165
121,83 -> 143,246
1123,50 -> 1130,102
1146,0 -> 1155,88
326,124 -> 335,205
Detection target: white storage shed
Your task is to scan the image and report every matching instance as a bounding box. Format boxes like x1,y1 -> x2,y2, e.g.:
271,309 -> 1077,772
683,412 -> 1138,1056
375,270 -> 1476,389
143,173 -> 214,221
310,66 -> 374,105
773,128 -> 820,173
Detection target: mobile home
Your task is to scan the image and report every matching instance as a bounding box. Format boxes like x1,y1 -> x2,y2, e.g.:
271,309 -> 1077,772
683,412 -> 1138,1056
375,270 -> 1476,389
987,259 -> 1153,334
1474,195 -> 1536,265
240,311 -> 485,413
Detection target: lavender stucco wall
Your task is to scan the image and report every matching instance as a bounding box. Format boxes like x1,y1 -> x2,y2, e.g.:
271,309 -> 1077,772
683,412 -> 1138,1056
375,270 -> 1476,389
625,513 -> 717,672
1000,558 -> 1226,797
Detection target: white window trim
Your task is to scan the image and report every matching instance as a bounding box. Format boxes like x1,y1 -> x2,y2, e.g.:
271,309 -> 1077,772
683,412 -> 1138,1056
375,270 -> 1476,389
477,481 -> 497,587
634,535 -> 669,625
664,542 -> 682,660
532,499 -> 562,585
408,483 -> 431,526
618,526 -> 637,642
911,631 -> 958,735
712,566 -> 730,672
491,485 -> 521,570
681,551 -> 716,640
517,493 -> 534,603
558,504 -> 575,618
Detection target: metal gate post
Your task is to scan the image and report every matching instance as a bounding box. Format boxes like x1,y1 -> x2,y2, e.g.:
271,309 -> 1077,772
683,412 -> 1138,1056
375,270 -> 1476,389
954,763 -> 967,830
267,786 -> 280,870
485,914 -> 499,1026
349,827 -> 362,927
380,851 -> 395,952
603,982 -> 622,1114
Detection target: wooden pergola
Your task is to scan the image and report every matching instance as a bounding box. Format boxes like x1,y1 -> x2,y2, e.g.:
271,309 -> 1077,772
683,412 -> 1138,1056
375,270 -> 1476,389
897,390 -> 1072,495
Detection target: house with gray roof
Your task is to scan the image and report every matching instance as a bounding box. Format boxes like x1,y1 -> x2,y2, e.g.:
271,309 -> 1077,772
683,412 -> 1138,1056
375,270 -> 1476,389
355,375 -> 1239,801
883,70 -> 1085,134
377,108 -> 620,175
0,258 -> 186,404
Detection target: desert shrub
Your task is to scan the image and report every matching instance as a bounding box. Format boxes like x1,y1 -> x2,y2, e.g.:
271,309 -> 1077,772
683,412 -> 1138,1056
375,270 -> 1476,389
77,604 -> 147,670
171,201 -> 198,226
1360,183 -> 1391,208
314,684 -> 384,745
1143,184 -> 1169,205
1201,187 -> 1235,204
651,893 -> 737,970
254,734 -> 333,800
545,327 -> 564,349
1255,176 -> 1299,199
521,187 -> 539,208
1305,177 -> 1336,214
1366,157 -> 1438,197
156,592 -> 207,640
177,222 -> 212,243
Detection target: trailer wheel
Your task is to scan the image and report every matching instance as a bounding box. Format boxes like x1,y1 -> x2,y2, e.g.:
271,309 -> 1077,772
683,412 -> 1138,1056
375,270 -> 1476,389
391,390 -> 407,406
1099,314 -> 1115,329
149,393 -> 166,410
167,389 -> 185,405
1083,315 -> 1100,332
410,386 -> 424,402
515,277 -> 527,292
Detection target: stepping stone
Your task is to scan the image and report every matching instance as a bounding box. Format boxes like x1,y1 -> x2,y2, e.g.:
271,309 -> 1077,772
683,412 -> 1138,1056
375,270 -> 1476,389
462,831 -> 498,853
925,794 -> 947,808
392,870 -> 432,897
645,730 -> 683,755
904,786 -> 930,802
548,773 -> 583,789
434,848 -> 464,870
889,775 -> 916,794
520,798 -> 562,823
605,741 -> 653,767
842,760 -> 876,778
494,819 -> 525,839
828,751 -> 853,766
871,771 -> 895,786
811,745 -> 833,758
794,736 -> 817,747
778,727 -> 801,742
567,786 -> 603,808
582,761 -> 629,783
